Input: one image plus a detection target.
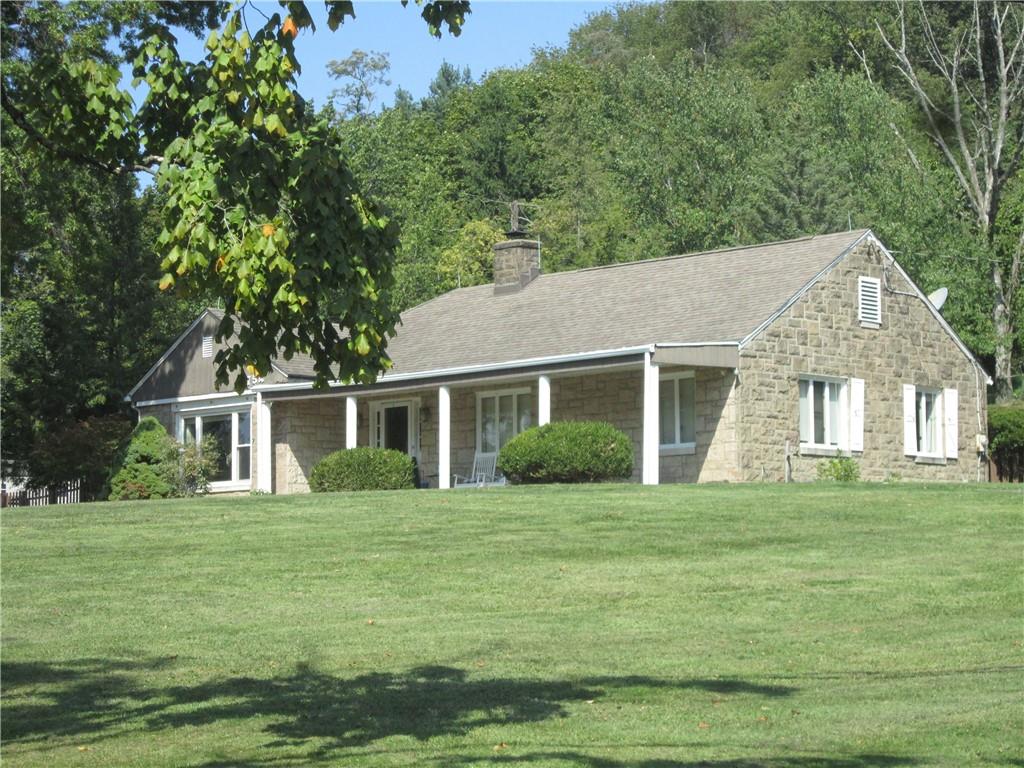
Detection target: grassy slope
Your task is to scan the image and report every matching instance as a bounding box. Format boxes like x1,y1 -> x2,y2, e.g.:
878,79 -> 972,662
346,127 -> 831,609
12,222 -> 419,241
1,483 -> 1021,767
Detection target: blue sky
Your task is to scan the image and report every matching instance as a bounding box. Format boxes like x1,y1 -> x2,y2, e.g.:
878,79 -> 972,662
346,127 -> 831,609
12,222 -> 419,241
170,1 -> 620,111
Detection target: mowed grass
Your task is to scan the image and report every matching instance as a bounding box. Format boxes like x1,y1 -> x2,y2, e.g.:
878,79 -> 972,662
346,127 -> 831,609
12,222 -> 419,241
1,483 -> 1022,768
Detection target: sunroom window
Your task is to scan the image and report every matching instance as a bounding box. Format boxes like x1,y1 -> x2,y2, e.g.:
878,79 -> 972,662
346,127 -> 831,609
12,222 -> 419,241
179,410 -> 251,487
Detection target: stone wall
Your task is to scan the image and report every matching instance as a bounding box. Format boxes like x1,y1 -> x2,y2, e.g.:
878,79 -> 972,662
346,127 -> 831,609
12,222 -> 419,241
738,239 -> 988,482
550,366 -> 738,483
272,398 -> 346,494
269,366 -> 740,492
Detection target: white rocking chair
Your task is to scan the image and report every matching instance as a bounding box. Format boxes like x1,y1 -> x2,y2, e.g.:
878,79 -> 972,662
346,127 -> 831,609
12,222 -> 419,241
453,452 -> 506,488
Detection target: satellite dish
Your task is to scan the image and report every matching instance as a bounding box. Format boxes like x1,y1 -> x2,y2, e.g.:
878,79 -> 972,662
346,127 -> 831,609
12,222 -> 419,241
927,287 -> 948,311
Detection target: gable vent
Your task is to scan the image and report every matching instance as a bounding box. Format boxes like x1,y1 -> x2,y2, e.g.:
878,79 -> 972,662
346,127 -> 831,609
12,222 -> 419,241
202,335 -> 214,358
858,276 -> 881,327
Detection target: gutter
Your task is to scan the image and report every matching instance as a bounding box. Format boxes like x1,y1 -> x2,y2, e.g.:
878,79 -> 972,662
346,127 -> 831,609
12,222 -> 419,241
254,344 -> 657,395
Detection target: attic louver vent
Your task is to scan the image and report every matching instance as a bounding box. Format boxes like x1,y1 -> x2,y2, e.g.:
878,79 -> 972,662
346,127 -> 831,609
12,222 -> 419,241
858,276 -> 881,327
202,335 -> 214,358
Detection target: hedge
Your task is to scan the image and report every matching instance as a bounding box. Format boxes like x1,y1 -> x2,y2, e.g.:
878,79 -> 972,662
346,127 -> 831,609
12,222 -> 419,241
497,421 -> 634,484
989,403 -> 1024,482
309,447 -> 416,492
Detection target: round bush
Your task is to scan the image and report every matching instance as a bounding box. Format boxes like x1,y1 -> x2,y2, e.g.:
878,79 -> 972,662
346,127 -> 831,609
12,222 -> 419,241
497,421 -> 634,484
309,447 -> 416,492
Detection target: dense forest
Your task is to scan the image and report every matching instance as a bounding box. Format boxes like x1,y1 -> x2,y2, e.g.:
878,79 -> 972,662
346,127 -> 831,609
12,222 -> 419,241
2,1 -> 1021,489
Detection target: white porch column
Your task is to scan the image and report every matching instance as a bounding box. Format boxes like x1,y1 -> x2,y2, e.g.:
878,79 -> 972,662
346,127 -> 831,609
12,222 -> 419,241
438,385 -> 451,489
642,350 -> 660,486
538,374 -> 551,426
256,393 -> 273,493
345,396 -> 358,449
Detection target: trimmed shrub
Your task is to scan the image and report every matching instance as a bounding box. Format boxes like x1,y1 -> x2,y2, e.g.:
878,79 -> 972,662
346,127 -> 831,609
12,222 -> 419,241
497,421 -> 634,484
309,447 -> 416,492
988,402 -> 1024,481
108,417 -> 178,500
109,462 -> 175,500
816,456 -> 860,482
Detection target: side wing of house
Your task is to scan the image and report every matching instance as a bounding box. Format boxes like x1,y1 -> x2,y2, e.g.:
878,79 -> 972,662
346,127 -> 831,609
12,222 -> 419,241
127,309 -> 289,492
737,234 -> 988,482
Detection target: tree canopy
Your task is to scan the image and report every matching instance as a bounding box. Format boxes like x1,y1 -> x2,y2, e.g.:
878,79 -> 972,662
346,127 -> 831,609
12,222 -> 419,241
2,0 -> 1021,486
2,0 -> 470,392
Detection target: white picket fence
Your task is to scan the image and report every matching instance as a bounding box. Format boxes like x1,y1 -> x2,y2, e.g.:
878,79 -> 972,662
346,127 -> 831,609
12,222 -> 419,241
2,479 -> 82,508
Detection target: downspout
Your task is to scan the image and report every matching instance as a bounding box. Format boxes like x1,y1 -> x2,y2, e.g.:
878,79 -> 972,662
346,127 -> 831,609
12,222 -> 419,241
974,364 -> 985,483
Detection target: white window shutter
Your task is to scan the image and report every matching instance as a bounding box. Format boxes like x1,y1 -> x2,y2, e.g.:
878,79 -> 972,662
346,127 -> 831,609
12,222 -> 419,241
943,388 -> 958,459
849,378 -> 865,452
902,384 -> 917,456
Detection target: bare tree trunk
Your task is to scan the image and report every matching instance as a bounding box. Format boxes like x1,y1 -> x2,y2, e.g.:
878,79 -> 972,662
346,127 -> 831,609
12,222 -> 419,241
993,229 -> 1023,401
992,261 -> 1013,401
877,1 -> 1023,398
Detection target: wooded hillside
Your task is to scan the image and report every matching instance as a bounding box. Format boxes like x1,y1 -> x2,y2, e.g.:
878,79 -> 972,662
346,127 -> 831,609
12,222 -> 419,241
2,1 -> 1020,487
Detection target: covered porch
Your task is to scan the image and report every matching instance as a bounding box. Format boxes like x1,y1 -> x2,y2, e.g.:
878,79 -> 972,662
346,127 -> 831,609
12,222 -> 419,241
253,345 -> 740,494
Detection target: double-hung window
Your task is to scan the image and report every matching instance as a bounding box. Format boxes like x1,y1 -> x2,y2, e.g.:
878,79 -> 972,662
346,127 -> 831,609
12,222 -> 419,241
799,377 -> 845,448
799,375 -> 865,453
915,389 -> 939,455
179,409 -> 252,489
903,384 -> 957,460
659,371 -> 696,453
478,389 -> 532,455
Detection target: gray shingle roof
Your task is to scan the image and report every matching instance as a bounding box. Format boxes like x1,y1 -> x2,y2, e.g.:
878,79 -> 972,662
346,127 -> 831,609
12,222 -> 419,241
274,230 -> 869,379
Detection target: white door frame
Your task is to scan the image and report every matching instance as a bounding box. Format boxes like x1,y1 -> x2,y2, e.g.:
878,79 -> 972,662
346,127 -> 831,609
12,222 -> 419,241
370,398 -> 419,459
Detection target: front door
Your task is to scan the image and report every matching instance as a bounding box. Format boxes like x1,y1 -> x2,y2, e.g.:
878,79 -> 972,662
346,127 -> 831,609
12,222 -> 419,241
372,401 -> 417,458
383,404 -> 409,453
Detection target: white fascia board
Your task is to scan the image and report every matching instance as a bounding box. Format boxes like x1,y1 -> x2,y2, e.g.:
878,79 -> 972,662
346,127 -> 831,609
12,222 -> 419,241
868,234 -> 991,383
654,342 -> 741,348
135,391 -> 254,408
739,230 -> 872,349
254,344 -> 656,395
125,309 -> 214,401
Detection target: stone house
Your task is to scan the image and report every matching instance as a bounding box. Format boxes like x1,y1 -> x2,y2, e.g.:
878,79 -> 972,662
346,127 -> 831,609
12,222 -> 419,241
127,229 -> 991,493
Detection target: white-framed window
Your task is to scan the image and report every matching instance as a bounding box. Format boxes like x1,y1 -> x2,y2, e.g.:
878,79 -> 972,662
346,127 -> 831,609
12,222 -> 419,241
799,375 -> 864,452
902,384 -> 957,459
477,388 -> 532,455
858,276 -> 882,327
915,389 -> 940,454
659,371 -> 696,453
178,409 -> 252,489
800,377 -> 845,448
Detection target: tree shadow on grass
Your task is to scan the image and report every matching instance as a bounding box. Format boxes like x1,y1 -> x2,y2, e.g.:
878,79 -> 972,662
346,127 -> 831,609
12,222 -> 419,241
8,657 -> 895,767
1,657 -> 179,743
444,753 -> 919,768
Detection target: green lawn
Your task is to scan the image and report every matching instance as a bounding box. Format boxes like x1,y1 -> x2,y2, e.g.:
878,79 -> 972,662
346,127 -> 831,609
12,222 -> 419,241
2,483 -> 1022,767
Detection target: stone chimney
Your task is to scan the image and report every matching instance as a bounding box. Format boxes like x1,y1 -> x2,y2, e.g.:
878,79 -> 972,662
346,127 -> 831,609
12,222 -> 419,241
493,238 -> 541,295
